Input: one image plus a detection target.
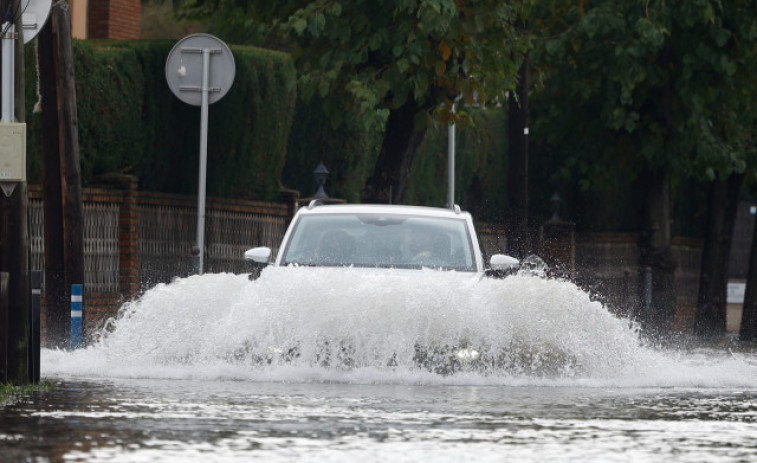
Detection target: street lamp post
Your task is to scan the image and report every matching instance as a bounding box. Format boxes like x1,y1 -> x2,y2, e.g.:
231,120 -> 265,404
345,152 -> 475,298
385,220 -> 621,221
313,162 -> 329,198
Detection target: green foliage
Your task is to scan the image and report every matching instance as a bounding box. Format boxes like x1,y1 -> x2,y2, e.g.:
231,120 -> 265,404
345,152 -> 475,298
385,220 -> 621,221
24,40 -> 297,200
278,0 -> 525,132
170,0 -> 527,136
529,0 -> 757,231
72,40 -> 147,182
184,1 -> 300,48
283,96 -> 380,202
204,44 -> 297,199
0,381 -> 54,403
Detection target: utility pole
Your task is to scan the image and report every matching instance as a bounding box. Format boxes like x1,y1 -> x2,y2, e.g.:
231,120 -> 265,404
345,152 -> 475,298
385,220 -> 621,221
37,11 -> 65,347
0,0 -> 30,384
507,55 -> 530,259
37,2 -> 83,348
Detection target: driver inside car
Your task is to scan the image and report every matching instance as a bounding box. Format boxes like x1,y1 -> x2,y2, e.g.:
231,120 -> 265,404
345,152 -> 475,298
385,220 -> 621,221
409,229 -> 450,266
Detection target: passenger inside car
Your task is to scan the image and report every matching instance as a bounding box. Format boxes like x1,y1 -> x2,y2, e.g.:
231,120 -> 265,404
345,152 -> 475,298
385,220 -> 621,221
409,229 -> 451,266
317,229 -> 356,265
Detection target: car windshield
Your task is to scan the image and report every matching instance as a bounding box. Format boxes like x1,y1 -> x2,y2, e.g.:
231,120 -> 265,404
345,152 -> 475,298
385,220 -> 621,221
281,213 -> 476,271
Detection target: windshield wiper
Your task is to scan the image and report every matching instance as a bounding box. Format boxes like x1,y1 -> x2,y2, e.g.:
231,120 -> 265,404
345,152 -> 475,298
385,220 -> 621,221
284,262 -> 318,267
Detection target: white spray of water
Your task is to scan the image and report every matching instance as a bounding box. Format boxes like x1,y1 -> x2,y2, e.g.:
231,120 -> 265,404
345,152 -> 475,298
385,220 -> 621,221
42,268 -> 757,387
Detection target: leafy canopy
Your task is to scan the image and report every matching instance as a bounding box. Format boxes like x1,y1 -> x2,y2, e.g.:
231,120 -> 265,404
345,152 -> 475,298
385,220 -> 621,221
531,0 -> 757,188
173,0 -> 528,131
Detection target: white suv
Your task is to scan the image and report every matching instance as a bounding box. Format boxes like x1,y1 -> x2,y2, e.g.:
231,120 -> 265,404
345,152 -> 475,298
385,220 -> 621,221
245,202 -> 517,277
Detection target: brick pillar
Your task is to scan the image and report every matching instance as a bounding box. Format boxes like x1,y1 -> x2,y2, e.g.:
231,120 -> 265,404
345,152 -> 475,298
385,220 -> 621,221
91,173 -> 140,299
539,220 -> 575,277
118,176 -> 139,299
280,188 -> 299,226
88,0 -> 141,39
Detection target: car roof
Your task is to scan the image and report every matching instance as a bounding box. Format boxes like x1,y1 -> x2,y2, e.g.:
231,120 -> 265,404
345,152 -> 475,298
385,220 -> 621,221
297,203 -> 471,220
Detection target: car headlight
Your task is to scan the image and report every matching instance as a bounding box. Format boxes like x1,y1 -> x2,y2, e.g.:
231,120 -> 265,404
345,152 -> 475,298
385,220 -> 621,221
455,346 -> 480,362
266,346 -> 284,356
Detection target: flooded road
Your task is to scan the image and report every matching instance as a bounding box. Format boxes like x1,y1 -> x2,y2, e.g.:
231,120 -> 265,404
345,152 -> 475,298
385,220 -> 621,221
3,270 -> 757,462
3,378 -> 757,462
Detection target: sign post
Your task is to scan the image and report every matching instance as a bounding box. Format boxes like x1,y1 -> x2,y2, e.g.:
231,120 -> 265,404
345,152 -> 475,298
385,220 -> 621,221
165,34 -> 235,275
70,284 -> 82,349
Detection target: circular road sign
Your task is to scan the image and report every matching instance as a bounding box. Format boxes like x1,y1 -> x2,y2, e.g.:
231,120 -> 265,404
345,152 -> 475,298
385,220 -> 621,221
21,0 -> 52,44
165,33 -> 236,106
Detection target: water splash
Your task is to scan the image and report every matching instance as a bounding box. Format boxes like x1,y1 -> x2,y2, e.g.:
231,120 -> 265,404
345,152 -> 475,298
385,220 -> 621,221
42,268 -> 757,387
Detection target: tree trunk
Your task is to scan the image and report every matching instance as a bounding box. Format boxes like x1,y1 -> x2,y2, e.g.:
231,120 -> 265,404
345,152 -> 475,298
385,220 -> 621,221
53,4 -> 85,305
38,13 -> 67,348
38,3 -> 83,348
361,98 -> 427,204
637,166 -> 676,335
740,209 -> 757,342
506,58 -> 530,258
694,173 -> 744,339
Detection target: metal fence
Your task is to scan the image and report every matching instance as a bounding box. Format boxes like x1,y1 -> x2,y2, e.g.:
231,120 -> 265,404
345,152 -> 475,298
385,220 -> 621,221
29,199 -> 44,276
26,191 -> 710,323
138,204 -> 197,288
574,236 -> 702,315
29,199 -> 120,293
138,204 -> 287,288
204,209 -> 286,273
29,195 -> 288,294
84,203 -> 120,293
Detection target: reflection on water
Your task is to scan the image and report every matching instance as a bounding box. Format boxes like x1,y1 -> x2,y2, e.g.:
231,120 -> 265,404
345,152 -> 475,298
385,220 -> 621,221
2,379 -> 757,462
3,270 -> 757,461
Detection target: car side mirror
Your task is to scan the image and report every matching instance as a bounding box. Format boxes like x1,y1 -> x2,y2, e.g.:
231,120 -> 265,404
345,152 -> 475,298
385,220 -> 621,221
489,254 -> 519,272
244,247 -> 272,265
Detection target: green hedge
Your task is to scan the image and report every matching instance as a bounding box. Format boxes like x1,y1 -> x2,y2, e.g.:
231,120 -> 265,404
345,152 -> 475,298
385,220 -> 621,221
283,96 -> 380,203
25,39 -> 296,201
21,38 -> 509,216
21,39 -> 545,226
20,39 -> 711,233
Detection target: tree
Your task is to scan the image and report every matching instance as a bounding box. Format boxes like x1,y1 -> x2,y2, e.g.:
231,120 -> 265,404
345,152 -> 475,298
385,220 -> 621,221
741,208 -> 757,341
695,172 -> 745,339
529,0 -> 757,335
507,56 -> 529,258
37,3 -> 85,348
173,0 -> 527,204
678,2 -> 757,339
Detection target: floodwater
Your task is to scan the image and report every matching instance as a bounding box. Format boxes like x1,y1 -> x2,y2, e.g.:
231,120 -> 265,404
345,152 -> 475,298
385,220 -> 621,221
3,268 -> 757,462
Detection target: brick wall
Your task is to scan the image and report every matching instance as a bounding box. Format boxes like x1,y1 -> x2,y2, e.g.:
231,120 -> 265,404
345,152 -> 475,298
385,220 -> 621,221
478,225 -> 704,330
88,0 -> 141,39
30,184 -> 126,342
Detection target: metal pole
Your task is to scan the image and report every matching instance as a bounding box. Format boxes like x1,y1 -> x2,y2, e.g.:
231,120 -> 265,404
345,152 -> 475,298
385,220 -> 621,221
2,22 -> 14,122
643,265 -> 653,319
70,284 -> 82,349
195,47 -> 211,275
1,272 -> 8,382
447,100 -> 457,210
30,270 -> 40,382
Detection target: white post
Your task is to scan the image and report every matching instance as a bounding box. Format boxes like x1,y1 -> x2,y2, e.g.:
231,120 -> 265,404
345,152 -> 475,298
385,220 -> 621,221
447,99 -> 457,210
70,284 -> 83,349
195,47 -> 211,275
2,22 -> 14,122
